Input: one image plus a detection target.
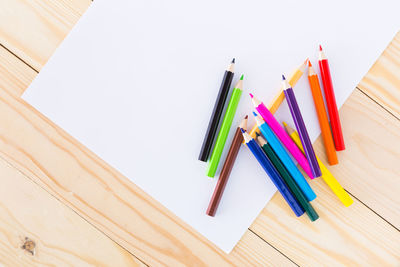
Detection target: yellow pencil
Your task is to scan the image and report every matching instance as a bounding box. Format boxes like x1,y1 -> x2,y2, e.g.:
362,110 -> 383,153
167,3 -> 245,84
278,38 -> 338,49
247,58 -> 308,141
283,122 -> 353,207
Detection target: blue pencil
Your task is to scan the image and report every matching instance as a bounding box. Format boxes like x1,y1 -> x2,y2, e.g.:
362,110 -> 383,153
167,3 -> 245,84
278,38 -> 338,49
253,112 -> 316,201
241,129 -> 304,217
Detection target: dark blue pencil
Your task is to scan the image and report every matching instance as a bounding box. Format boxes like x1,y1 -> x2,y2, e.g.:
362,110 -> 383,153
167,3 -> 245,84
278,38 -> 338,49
241,129 -> 304,217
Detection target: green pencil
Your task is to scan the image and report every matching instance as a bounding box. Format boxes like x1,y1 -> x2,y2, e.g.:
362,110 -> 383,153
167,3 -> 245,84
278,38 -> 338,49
256,133 -> 319,222
207,75 -> 244,177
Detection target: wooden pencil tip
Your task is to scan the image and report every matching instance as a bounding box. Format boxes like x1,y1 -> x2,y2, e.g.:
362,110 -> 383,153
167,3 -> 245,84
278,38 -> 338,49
240,74 -> 244,80
282,122 -> 294,135
249,93 -> 254,98
255,132 -> 260,137
308,61 -> 312,67
240,115 -> 248,130
282,74 -> 286,80
231,58 -> 235,64
319,45 -> 323,51
240,128 -> 245,133
252,111 -> 258,117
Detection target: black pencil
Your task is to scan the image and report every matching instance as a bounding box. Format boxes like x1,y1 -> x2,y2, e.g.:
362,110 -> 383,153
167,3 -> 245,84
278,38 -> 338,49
199,58 -> 235,162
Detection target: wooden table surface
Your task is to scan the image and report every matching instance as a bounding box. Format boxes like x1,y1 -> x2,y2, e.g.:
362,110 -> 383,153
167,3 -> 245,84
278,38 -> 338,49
0,1 -> 399,266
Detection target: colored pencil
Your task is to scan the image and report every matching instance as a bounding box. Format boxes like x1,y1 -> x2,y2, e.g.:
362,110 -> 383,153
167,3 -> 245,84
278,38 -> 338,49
269,58 -> 309,114
206,116 -> 248,216
246,58 -> 308,140
256,133 -> 319,221
318,46 -> 345,151
207,75 -> 244,177
199,59 -> 235,162
283,122 -> 353,207
308,61 -> 338,165
283,75 -> 322,178
241,129 -> 304,217
250,93 -> 314,179
253,112 -> 316,201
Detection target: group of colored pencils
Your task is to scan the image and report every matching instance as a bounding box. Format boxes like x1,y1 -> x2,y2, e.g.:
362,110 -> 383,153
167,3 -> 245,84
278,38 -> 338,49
199,46 -> 353,219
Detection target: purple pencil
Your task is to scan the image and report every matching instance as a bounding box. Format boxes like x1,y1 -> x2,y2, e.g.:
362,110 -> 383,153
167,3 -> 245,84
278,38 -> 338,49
282,75 -> 321,178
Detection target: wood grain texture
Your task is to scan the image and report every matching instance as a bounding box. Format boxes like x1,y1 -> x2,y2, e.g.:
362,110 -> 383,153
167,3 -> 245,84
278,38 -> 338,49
326,89 -> 400,227
358,31 -> 400,119
0,0 -> 92,70
0,157 -> 144,267
0,48 -> 294,267
0,45 -> 37,97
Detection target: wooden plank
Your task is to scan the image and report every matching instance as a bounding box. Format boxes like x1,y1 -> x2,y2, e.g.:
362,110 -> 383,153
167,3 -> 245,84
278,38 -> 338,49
0,47 -> 295,267
0,44 -> 37,97
0,157 -> 144,266
358,31 -> 400,119
327,89 -> 400,227
250,90 -> 400,266
230,232 -> 296,267
0,0 -> 92,70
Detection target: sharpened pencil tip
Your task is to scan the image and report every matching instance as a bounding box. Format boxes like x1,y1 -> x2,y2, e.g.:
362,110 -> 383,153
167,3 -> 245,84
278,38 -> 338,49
240,128 -> 245,133
252,111 -> 258,117
282,74 -> 286,80
319,45 -> 323,51
249,93 -> 254,98
255,132 -> 260,137
282,121 -> 288,127
231,58 -> 235,64
244,115 -> 248,119
240,74 -> 244,80
308,61 -> 312,67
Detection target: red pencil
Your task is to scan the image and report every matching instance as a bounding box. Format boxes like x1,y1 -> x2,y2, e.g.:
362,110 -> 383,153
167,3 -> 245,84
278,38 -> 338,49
318,45 -> 345,151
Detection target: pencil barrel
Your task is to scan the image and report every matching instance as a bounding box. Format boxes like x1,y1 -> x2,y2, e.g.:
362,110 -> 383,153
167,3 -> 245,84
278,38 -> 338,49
308,75 -> 338,165
206,127 -> 243,216
284,88 -> 322,178
318,59 -> 345,151
199,70 -> 234,162
207,88 -> 242,177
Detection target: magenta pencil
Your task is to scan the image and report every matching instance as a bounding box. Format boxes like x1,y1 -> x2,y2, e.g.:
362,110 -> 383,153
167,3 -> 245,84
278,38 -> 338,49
250,93 -> 314,179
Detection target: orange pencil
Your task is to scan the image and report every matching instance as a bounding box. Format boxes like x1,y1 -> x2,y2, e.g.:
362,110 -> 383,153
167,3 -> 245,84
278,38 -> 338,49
307,61 -> 338,165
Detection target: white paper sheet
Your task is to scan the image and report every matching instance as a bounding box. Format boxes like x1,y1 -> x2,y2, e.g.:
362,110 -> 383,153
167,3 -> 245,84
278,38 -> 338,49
22,0 -> 400,252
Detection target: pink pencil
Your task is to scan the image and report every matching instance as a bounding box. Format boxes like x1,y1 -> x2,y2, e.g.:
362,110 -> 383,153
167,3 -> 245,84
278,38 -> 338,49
250,93 -> 314,179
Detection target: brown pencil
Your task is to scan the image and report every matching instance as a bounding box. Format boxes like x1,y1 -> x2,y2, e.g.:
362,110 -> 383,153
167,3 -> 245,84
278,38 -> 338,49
206,115 -> 248,216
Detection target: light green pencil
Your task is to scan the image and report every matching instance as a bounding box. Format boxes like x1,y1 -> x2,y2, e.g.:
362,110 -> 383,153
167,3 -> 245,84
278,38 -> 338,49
207,75 -> 244,177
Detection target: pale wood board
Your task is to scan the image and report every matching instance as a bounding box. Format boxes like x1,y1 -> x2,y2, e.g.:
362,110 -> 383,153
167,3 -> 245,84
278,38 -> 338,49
0,45 -> 36,97
0,157 -> 144,266
0,0 -> 399,265
0,0 -> 92,70
358,31 -> 400,119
